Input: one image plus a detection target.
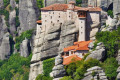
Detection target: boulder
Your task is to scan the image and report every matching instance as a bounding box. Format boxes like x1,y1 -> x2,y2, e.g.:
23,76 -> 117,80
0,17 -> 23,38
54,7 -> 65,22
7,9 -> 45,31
20,38 -> 29,57
0,0 -> 3,9
50,55 -> 66,78
82,66 -> 108,80
117,73 -> 120,80
9,10 -> 16,36
86,42 -> 106,61
0,33 -> 10,60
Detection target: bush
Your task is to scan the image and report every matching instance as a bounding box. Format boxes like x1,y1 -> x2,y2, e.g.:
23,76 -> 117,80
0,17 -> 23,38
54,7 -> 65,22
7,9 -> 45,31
76,0 -> 82,7
15,29 -> 34,51
3,0 -> 10,8
74,58 -> 101,80
60,76 -> 73,80
15,0 -> 19,4
102,57 -> 118,80
36,0 -> 44,8
0,53 -> 32,80
96,30 -> 120,57
36,74 -> 53,80
15,16 -> 20,27
107,10 -> 114,18
43,58 -> 55,76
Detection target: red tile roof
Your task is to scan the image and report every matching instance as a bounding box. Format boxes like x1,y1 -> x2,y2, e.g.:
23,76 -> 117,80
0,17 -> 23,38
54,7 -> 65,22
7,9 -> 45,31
36,20 -> 42,24
64,40 -> 92,52
41,3 -> 68,11
41,3 -> 101,12
63,54 -> 82,65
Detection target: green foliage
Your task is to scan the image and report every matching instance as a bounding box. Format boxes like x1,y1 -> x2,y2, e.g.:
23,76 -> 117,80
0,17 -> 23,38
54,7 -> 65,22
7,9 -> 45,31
43,58 -> 55,76
15,0 -> 19,4
15,16 -> 20,28
102,57 -> 118,80
60,76 -> 73,80
3,0 -> 10,8
107,10 -> 114,18
35,74 -> 53,80
96,28 -> 120,57
9,5 -> 13,11
64,58 -> 101,80
0,9 -> 10,27
36,0 -> 44,8
15,29 -> 34,51
74,58 -> 101,80
76,0 -> 82,7
0,53 -> 32,80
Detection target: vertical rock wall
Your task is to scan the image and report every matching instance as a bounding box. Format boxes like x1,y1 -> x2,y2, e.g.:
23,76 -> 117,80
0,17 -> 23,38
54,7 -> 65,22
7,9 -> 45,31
29,20 -> 78,80
19,0 -> 38,33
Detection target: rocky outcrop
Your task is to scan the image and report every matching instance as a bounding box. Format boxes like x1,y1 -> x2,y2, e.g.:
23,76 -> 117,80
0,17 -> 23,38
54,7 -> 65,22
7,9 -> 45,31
29,20 -> 78,80
0,0 -> 3,9
44,0 -> 76,6
9,10 -> 16,36
86,42 -> 106,61
10,0 -> 16,8
116,49 -> 120,65
113,0 -> 120,15
20,38 -> 29,57
19,0 -> 38,33
50,55 -> 66,78
82,66 -> 108,80
0,33 -> 10,60
117,66 -> 120,80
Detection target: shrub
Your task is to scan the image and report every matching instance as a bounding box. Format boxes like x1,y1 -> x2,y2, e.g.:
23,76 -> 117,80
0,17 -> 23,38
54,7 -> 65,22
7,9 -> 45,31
76,0 -> 82,7
15,0 -> 19,4
35,74 -> 53,80
43,58 -> 55,76
15,29 -> 34,51
74,58 -> 101,80
0,53 -> 32,80
15,16 -> 20,28
60,76 -> 73,80
3,0 -> 10,8
102,57 -> 118,80
107,10 -> 114,18
36,0 -> 44,8
96,30 -> 120,57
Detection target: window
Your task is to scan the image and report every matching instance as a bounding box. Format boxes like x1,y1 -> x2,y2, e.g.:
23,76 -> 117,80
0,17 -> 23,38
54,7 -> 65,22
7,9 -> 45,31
59,16 -> 60,18
81,32 -> 83,34
69,16 -> 70,17
81,21 -> 82,23
53,12 -> 54,14
51,16 -> 52,19
51,21 -> 52,23
45,20 -> 47,22
57,20 -> 59,22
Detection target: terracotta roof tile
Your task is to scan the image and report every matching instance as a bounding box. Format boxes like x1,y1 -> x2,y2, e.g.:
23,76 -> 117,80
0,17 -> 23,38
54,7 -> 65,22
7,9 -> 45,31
64,40 -> 92,52
63,54 -> 82,65
41,3 -> 68,11
36,20 -> 42,23
41,3 -> 101,12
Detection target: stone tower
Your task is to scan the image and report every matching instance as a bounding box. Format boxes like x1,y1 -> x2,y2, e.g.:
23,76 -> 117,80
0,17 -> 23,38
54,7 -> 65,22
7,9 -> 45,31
44,0 -> 76,6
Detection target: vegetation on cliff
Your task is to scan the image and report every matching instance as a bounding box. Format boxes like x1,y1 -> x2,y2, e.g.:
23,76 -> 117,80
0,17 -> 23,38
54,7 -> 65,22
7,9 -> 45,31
0,53 -> 32,80
15,29 -> 34,51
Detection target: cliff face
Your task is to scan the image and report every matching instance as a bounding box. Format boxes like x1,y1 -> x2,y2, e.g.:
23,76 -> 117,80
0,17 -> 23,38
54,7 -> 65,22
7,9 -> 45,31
29,20 -> 79,80
18,0 -> 39,33
44,0 -> 76,6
